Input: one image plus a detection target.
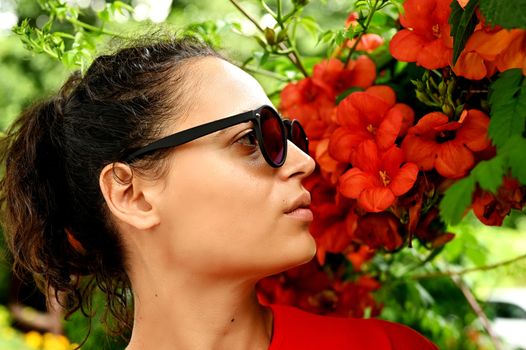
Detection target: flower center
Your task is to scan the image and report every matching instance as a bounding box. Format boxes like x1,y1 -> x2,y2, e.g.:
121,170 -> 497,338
367,124 -> 376,135
436,130 -> 457,143
432,24 -> 440,38
379,170 -> 391,186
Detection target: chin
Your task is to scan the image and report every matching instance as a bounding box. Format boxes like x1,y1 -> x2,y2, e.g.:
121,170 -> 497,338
277,232 -> 317,272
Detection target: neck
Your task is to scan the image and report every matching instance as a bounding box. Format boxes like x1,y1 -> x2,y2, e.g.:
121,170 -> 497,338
125,269 -> 273,350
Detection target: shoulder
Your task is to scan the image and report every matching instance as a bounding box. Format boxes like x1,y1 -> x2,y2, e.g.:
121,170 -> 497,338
268,304 -> 439,350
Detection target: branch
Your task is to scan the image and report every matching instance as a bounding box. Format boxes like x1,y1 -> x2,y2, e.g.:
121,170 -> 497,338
229,0 -> 308,77
243,66 -> 292,82
69,18 -> 127,38
229,0 -> 264,32
452,276 -> 503,350
345,0 -> 379,65
411,253 -> 526,280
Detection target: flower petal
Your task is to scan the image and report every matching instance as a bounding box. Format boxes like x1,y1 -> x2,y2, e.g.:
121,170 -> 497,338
387,103 -> 415,136
345,55 -> 377,89
401,134 -> 437,171
416,39 -> 452,69
365,85 -> 396,106
390,162 -> 419,196
465,29 -> 516,60
339,167 -> 376,199
328,127 -> 369,162
435,142 -> 474,178
349,92 -> 392,125
349,33 -> 385,53
381,146 -> 405,175
410,112 -> 449,135
358,187 -> 396,212
389,30 -> 425,63
456,109 -> 491,152
376,108 -> 403,150
453,51 -> 488,80
337,94 -> 364,128
352,140 -> 381,173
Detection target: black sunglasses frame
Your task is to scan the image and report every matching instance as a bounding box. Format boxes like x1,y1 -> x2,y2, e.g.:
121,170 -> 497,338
123,105 -> 309,168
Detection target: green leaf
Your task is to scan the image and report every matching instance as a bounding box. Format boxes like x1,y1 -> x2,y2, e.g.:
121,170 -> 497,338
503,135 -> 526,184
479,0 -> 526,29
488,69 -> 526,148
439,176 -> 476,226
449,0 -> 480,65
298,16 -> 320,39
317,30 -> 335,45
470,156 -> 505,193
98,9 -> 110,22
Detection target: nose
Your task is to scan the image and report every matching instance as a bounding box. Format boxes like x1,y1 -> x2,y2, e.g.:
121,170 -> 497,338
278,140 -> 315,180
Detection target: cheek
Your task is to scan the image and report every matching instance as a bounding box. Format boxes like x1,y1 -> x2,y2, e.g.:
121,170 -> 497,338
159,150 -> 278,257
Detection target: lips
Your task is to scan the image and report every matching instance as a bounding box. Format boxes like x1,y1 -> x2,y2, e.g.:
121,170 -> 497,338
285,192 -> 312,213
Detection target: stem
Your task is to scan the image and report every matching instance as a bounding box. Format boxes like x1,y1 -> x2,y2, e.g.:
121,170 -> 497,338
243,66 -> 291,82
345,0 -> 379,65
229,0 -> 308,77
284,38 -> 308,77
68,18 -> 126,38
452,276 -> 503,350
277,0 -> 282,24
260,0 -> 277,18
54,32 -> 76,39
229,0 -> 264,32
411,253 -> 526,280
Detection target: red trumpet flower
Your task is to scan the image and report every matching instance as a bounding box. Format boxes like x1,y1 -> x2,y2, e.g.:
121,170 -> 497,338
401,110 -> 490,179
388,0 -> 453,69
329,87 -> 414,163
339,140 -> 419,212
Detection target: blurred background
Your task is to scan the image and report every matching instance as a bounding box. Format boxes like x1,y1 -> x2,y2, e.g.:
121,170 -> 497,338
0,0 -> 525,349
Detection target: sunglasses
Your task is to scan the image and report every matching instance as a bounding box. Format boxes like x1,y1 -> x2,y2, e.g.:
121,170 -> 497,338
124,105 -> 309,168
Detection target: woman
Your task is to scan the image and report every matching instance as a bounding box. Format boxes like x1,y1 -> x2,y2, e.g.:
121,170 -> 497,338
0,35 -> 438,349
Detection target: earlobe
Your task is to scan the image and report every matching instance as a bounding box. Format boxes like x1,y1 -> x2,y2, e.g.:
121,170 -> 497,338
99,163 -> 160,231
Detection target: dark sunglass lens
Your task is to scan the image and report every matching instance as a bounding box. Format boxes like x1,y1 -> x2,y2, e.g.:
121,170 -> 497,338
260,108 -> 285,165
291,121 -> 309,154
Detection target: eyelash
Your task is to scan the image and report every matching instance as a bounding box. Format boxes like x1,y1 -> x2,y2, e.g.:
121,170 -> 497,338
236,129 -> 259,149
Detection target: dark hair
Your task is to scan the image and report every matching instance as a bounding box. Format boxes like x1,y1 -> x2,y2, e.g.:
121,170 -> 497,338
0,34 -> 221,337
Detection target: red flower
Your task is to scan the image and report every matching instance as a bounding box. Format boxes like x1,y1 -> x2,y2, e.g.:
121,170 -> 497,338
314,138 -> 348,185
495,29 -> 526,75
312,56 -> 376,99
347,34 -> 385,53
345,244 -> 376,271
307,173 -> 357,264
472,177 -> 526,226
389,0 -> 453,69
339,140 -> 419,212
352,212 -> 404,250
257,261 -> 332,310
415,208 -> 455,248
453,28 -> 516,80
279,78 -> 335,140
401,110 -> 491,178
331,276 -> 382,318
329,86 -> 413,162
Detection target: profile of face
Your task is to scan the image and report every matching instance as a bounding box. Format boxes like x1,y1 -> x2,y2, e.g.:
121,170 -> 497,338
113,57 -> 317,283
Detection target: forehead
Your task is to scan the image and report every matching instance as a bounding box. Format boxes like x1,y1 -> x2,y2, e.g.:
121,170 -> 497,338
175,57 -> 272,130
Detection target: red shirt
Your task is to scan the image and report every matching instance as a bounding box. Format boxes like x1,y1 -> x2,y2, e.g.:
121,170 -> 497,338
268,304 -> 439,350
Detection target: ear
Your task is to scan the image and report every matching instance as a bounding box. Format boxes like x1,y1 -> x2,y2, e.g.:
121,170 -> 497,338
99,163 -> 160,231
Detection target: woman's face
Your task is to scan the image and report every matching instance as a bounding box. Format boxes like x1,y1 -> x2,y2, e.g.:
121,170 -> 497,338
148,57 -> 316,280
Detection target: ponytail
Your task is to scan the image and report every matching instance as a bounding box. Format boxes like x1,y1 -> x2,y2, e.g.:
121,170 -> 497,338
0,35 -> 221,337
